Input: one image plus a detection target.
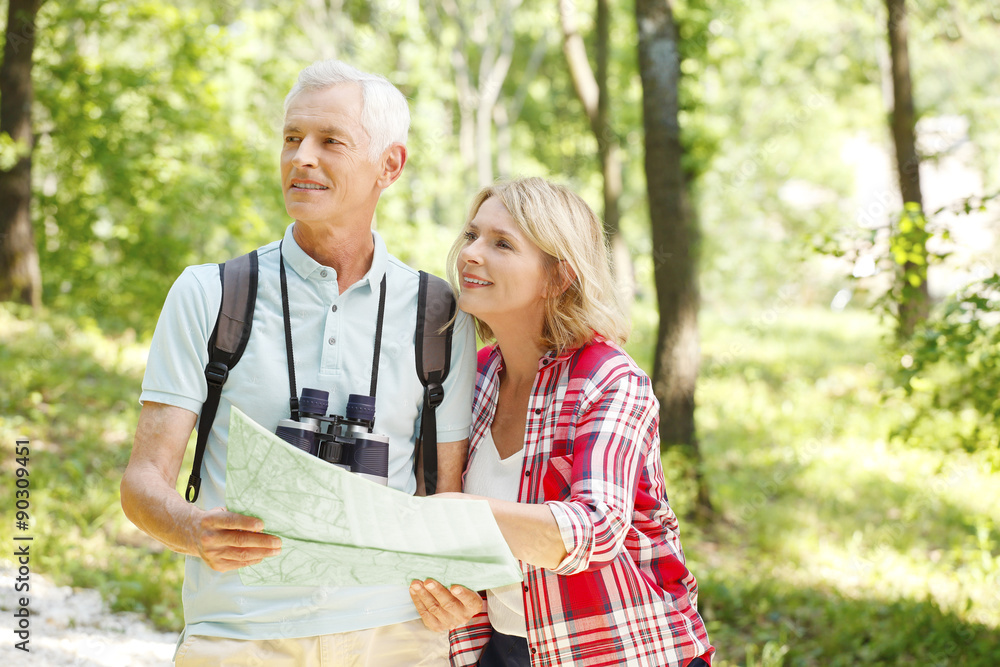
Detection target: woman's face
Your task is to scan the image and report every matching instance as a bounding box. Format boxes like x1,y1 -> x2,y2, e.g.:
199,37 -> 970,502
455,197 -> 551,333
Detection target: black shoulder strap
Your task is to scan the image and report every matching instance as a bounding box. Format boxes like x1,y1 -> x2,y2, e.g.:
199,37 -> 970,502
415,271 -> 456,495
186,250 -> 258,503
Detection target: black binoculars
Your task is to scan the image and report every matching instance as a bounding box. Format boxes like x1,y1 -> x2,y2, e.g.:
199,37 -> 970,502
275,388 -> 389,485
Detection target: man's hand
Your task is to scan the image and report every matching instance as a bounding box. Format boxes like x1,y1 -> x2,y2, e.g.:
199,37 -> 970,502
122,403 -> 283,570
194,507 -> 282,572
409,579 -> 483,633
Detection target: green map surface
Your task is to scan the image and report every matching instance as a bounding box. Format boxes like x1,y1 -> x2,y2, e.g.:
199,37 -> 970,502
226,407 -> 522,590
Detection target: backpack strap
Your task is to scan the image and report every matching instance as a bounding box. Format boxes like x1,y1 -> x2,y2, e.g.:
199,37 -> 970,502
415,271 -> 456,495
186,250 -> 258,503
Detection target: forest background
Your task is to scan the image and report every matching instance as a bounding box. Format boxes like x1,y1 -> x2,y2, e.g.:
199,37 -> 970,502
1,0 -> 1000,664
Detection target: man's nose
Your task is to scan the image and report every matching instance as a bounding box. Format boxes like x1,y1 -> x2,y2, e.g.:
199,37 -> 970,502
291,138 -> 319,168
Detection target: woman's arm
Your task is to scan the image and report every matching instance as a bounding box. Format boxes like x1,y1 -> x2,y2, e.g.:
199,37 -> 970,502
436,492 -> 568,569
437,369 -> 655,573
486,497 -> 567,569
543,370 -> 658,575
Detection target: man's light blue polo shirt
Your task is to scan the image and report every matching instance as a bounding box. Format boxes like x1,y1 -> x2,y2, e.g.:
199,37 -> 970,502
140,224 -> 476,642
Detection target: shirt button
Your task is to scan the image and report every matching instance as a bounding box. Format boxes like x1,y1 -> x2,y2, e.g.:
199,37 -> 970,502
522,584 -> 529,592
331,305 -> 338,313
320,269 -> 328,278
328,337 -> 336,345
534,408 -> 541,415
524,469 -> 530,477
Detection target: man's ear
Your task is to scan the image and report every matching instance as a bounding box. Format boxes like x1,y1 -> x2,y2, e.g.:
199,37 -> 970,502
376,143 -> 407,189
547,260 -> 577,297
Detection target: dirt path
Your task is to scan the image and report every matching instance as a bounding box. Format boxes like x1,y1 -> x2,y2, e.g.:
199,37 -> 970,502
0,562 -> 176,666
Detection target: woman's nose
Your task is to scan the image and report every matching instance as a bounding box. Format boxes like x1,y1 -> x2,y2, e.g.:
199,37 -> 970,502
459,241 -> 482,265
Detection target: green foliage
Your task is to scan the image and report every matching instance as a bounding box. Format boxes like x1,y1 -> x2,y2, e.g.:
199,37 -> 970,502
887,202 -> 932,335
0,130 -> 30,170
678,0 -> 876,308
892,273 -> 1000,458
0,302 -> 185,630
13,0 -> 999,343
890,203 -> 931,283
32,1 -> 286,334
25,0 -> 649,334
899,0 -> 1000,185
682,304 -> 1000,665
702,577 -> 1000,666
811,0 -> 1000,337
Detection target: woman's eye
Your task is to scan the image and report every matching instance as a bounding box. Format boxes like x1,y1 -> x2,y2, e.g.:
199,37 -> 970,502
463,231 -> 477,241
497,240 -> 512,250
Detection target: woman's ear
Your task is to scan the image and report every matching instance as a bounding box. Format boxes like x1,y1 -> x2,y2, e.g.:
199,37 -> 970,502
546,260 -> 577,298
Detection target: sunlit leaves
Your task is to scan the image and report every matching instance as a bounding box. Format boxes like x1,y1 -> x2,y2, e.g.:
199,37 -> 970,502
32,1 -> 283,333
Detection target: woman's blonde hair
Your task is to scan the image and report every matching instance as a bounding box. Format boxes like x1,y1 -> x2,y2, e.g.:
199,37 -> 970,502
447,177 -> 629,353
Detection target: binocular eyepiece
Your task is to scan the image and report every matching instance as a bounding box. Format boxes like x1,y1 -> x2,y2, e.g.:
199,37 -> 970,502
275,388 -> 389,485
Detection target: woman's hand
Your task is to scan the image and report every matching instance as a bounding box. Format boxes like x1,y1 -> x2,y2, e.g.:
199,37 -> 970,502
409,579 -> 483,632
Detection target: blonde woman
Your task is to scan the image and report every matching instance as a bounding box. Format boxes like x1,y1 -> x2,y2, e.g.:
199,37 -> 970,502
410,178 -> 714,667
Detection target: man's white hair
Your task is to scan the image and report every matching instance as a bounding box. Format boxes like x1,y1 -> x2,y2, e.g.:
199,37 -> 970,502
284,60 -> 410,163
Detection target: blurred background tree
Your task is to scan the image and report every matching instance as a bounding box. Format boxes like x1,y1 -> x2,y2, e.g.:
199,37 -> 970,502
0,0 -> 43,307
885,0 -> 930,339
559,0 -> 631,300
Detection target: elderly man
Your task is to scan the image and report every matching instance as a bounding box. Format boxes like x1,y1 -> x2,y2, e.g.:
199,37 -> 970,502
121,60 -> 480,666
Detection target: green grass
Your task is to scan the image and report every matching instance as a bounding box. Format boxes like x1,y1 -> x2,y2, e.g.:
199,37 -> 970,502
2,302 -> 999,664
673,306 -> 1000,665
0,303 -> 185,630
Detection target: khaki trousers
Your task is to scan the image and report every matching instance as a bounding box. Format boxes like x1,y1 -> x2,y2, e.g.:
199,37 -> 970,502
173,619 -> 449,667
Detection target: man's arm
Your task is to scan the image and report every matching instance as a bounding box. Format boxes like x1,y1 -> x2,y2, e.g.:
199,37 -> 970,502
421,309 -> 476,495
120,401 -> 281,572
434,438 -> 469,493
414,438 -> 467,496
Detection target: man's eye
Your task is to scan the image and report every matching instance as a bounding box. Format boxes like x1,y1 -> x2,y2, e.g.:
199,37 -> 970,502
284,136 -> 301,143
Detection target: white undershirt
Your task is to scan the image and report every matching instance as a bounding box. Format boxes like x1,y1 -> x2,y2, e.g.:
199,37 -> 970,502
463,428 -> 528,637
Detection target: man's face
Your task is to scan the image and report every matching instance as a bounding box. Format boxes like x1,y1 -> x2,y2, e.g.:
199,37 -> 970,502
280,83 -> 384,229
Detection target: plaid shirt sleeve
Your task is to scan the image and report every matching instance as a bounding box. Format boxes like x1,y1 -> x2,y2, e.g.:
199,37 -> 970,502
448,594 -> 491,667
545,368 -> 657,575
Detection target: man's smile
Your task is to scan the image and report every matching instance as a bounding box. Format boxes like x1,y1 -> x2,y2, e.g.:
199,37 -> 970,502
290,180 -> 329,191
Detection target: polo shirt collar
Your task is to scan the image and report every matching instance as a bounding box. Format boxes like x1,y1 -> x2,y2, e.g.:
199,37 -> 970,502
281,224 -> 389,290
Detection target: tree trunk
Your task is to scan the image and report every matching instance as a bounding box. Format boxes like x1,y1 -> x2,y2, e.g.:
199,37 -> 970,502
439,0 -> 515,186
558,0 -> 632,301
474,19 -> 514,187
494,103 -> 512,178
636,0 -> 711,513
885,0 -> 929,338
0,0 -> 43,308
